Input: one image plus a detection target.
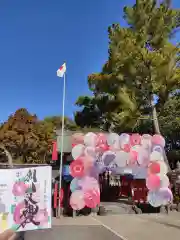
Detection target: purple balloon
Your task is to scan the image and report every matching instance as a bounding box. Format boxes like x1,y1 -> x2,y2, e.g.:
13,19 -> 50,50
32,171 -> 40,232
152,144 -> 164,154
102,151 -> 116,166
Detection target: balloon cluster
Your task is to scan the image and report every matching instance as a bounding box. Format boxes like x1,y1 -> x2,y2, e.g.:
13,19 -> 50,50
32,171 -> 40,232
69,132 -> 173,209
69,133 -> 101,210
146,135 -> 173,207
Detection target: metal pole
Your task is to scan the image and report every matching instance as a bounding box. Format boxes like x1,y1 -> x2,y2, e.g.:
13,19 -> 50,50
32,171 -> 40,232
57,72 -> 66,217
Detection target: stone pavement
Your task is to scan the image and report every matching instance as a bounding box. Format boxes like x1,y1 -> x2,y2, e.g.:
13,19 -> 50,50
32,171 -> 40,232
25,212 -> 180,240
92,212 -> 180,240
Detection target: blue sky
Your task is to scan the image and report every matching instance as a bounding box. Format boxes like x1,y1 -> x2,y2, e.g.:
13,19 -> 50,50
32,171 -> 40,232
0,0 -> 179,123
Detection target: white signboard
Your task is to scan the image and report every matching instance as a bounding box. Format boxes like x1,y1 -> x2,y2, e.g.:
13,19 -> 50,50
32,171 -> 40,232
0,166 -> 52,233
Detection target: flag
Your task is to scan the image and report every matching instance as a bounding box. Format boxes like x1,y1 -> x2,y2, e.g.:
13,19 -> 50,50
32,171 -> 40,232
52,141 -> 58,161
57,63 -> 66,77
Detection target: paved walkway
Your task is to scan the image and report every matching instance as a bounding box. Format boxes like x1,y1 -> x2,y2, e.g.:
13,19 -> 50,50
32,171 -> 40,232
25,212 -> 180,240
92,212 -> 180,240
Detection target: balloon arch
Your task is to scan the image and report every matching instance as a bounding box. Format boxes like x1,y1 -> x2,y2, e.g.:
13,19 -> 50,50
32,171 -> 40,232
68,132 -> 173,210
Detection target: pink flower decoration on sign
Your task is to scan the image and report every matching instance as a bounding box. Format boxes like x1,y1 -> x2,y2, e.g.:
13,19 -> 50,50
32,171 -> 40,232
12,182 -> 28,196
13,202 -> 26,224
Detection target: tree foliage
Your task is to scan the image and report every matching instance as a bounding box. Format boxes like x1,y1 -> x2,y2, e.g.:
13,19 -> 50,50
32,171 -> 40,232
75,0 -> 180,165
0,109 -> 77,164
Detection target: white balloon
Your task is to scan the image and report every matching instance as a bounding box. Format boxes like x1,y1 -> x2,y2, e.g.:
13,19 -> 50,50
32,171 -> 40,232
157,188 -> 173,206
150,151 -> 163,162
137,147 -> 150,166
119,133 -> 130,147
84,132 -> 97,147
114,151 -> 129,167
142,134 -> 152,147
147,187 -> 173,207
84,146 -> 96,158
158,161 -> 168,176
72,144 -> 85,160
147,191 -> 162,207
107,133 -> 120,148
160,175 -> 169,188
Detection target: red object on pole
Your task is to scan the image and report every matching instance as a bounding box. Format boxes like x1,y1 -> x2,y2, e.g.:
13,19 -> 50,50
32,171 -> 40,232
54,183 -> 58,208
59,188 -> 64,206
52,141 -> 58,161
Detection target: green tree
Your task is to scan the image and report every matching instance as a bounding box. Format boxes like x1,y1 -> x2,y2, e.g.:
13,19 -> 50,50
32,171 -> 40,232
75,0 -> 180,168
75,96 -> 114,130
76,0 -> 179,133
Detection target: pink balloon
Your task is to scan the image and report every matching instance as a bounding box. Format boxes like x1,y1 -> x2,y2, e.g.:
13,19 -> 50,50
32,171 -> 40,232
79,176 -> 100,192
96,133 -> 107,146
146,174 -> 161,191
81,156 -> 94,170
70,190 -> 85,210
148,162 -> 160,174
69,159 -> 85,178
130,145 -> 140,164
98,143 -> 109,152
84,189 -> 100,208
152,134 -> 165,147
72,133 -> 84,145
130,134 -> 141,146
122,144 -> 131,152
130,151 -> 137,160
